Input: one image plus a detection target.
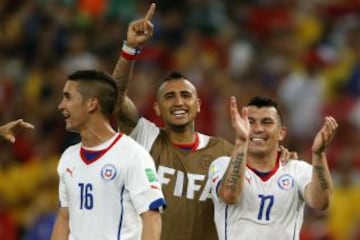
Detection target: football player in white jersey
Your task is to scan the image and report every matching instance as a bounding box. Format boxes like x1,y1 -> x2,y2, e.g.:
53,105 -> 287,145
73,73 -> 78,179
209,96 -> 337,240
51,70 -> 166,240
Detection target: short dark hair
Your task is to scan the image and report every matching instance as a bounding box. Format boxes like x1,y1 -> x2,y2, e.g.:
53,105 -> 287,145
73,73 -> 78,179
68,70 -> 118,116
163,71 -> 187,82
156,71 -> 196,100
247,96 -> 284,125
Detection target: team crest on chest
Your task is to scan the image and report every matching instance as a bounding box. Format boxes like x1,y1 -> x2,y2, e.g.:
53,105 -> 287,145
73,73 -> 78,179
100,164 -> 117,181
277,174 -> 294,190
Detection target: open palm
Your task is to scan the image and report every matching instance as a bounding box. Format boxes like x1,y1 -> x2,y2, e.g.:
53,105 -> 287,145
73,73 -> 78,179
312,116 -> 338,154
230,96 -> 250,142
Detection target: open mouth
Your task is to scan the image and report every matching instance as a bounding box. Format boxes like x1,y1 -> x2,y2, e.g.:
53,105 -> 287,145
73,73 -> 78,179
63,113 -> 70,120
171,109 -> 187,118
250,137 -> 266,143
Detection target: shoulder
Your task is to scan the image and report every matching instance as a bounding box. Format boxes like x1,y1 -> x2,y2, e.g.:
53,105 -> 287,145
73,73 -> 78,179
209,135 -> 233,146
60,143 -> 81,159
120,134 -> 153,161
134,117 -> 160,136
130,117 -> 160,150
138,117 -> 159,128
210,156 -> 231,169
287,159 -> 311,167
209,156 -> 231,181
120,134 -> 149,152
284,159 -> 312,172
206,135 -> 234,152
198,132 -> 233,148
58,143 -> 81,171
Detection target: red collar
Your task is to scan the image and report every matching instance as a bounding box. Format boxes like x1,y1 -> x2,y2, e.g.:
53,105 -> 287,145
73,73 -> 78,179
247,152 -> 280,181
172,133 -> 200,151
80,133 -> 123,165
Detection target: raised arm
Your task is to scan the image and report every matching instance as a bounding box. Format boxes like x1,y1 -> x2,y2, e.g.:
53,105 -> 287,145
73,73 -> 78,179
0,119 -> 34,143
218,97 -> 250,204
113,3 -> 156,134
304,116 -> 337,210
140,210 -> 162,240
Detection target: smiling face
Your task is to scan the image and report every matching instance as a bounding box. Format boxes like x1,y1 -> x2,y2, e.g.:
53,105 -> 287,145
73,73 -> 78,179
154,78 -> 200,131
247,106 -> 286,157
58,80 -> 90,132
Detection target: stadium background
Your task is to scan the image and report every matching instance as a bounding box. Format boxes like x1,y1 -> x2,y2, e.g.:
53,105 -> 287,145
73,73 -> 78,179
0,0 -> 359,239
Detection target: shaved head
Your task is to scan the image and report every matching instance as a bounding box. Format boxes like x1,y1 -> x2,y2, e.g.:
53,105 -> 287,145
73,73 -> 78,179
156,72 -> 198,101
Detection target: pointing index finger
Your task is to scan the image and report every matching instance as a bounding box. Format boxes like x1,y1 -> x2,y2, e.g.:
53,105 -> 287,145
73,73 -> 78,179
144,3 -> 156,22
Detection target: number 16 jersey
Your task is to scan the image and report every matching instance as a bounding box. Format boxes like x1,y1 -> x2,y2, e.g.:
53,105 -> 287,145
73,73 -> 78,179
57,133 -> 166,240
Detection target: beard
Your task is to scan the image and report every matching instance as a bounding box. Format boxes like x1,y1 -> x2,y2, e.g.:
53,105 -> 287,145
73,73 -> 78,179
167,121 -> 194,133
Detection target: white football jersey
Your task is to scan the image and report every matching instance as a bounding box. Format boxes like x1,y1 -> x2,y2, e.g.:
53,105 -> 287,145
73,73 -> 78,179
209,156 -> 312,240
57,133 -> 166,240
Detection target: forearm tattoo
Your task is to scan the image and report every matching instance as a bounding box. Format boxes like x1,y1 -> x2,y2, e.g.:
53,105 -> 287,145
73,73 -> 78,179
113,58 -> 134,92
314,165 -> 329,190
226,153 -> 244,192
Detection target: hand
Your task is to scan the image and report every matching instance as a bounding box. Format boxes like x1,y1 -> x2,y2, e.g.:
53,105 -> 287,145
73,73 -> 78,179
312,116 -> 338,155
126,3 -> 155,48
278,145 -> 298,165
230,96 -> 250,143
0,119 -> 35,143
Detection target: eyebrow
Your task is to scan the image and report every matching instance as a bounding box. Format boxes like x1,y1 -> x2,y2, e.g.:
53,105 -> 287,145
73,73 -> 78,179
248,116 -> 276,121
167,89 -> 193,94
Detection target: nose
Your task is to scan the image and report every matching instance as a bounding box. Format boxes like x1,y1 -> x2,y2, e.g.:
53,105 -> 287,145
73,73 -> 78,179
251,121 -> 263,132
58,98 -> 65,110
173,95 -> 184,106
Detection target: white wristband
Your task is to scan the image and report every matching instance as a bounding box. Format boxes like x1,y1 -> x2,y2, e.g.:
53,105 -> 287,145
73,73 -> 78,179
122,41 -> 141,55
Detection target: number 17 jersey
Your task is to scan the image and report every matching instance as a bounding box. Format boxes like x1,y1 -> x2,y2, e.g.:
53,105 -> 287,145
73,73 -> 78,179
209,156 -> 312,240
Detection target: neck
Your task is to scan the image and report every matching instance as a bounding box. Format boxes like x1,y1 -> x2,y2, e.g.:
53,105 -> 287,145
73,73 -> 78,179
166,128 -> 197,145
80,121 -> 116,147
247,148 -> 279,172
166,121 -> 197,144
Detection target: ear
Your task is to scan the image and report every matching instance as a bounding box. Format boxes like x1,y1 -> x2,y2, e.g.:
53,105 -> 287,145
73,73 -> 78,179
153,102 -> 161,116
196,98 -> 201,113
87,97 -> 99,113
278,126 -> 287,141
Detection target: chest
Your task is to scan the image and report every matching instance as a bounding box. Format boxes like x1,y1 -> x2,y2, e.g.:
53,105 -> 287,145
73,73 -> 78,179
151,138 -> 231,173
240,171 -> 302,221
62,153 -> 126,199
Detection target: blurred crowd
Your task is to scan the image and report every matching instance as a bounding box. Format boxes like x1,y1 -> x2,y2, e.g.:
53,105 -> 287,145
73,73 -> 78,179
0,0 -> 360,239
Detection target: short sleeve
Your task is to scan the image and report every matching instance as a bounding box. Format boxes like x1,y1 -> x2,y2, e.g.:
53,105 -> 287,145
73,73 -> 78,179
208,156 -> 230,202
126,147 -> 166,214
57,154 -> 69,207
294,160 -> 312,199
129,117 -> 160,151
58,174 -> 68,207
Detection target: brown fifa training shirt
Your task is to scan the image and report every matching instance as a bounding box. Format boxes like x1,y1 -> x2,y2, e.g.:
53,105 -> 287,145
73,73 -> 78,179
150,129 -> 233,240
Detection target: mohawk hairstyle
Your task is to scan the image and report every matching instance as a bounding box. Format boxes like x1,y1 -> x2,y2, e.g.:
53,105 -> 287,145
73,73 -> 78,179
67,70 -> 118,116
68,70 -> 118,90
163,71 -> 187,82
